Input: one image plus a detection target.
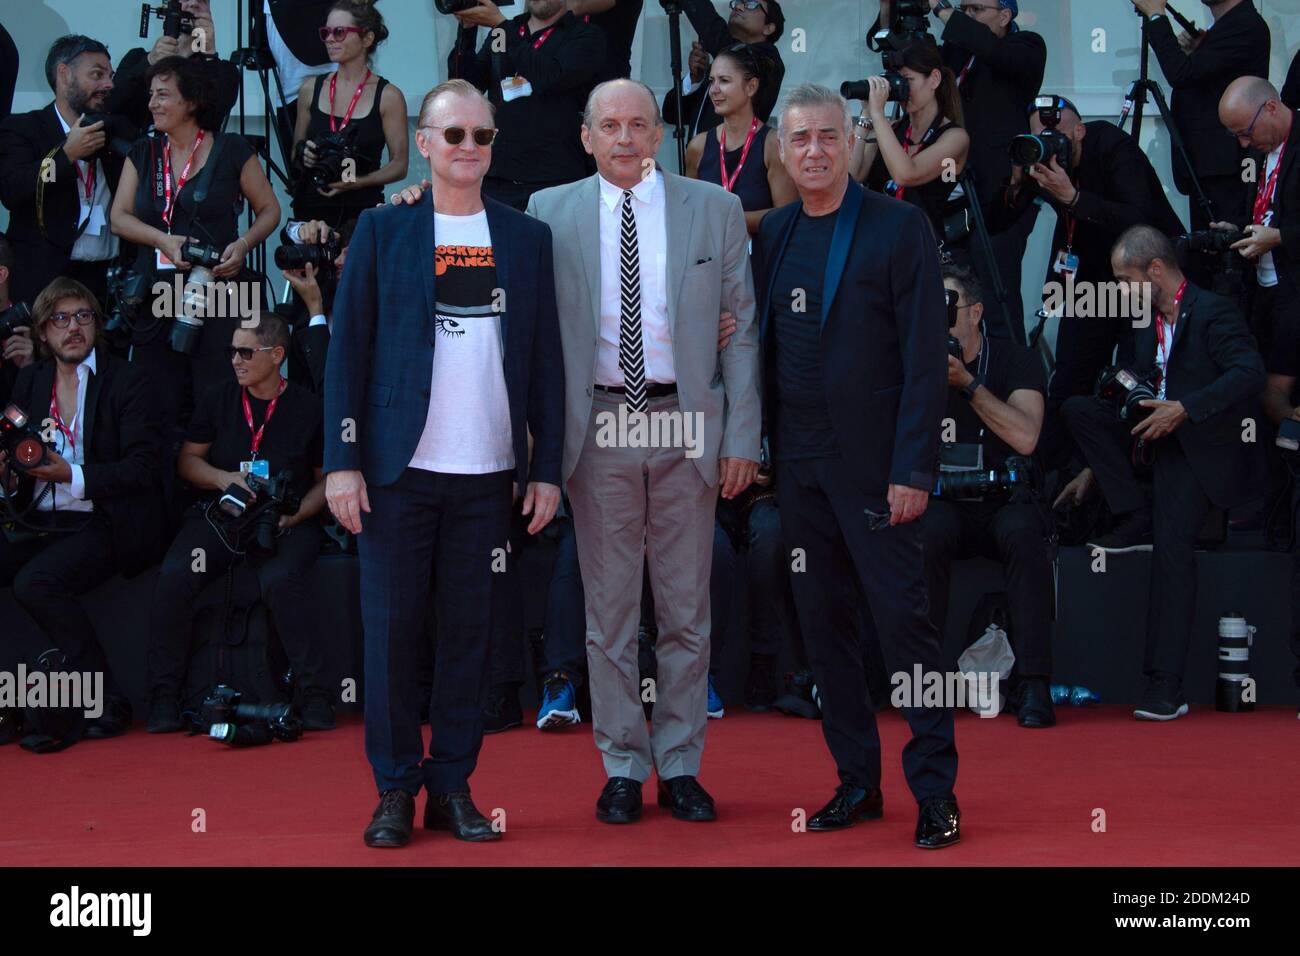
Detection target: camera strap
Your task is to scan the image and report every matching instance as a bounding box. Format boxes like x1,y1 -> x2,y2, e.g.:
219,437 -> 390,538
162,130 -> 206,229
1154,279 -> 1187,398
955,55 -> 975,87
243,378 -> 287,460
888,117 -> 948,202
1252,139 -> 1286,226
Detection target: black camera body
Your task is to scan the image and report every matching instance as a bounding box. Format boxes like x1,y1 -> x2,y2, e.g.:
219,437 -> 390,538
1178,227 -> 1249,302
275,236 -> 341,279
305,126 -> 361,193
78,112 -> 137,159
199,684 -> 301,746
1181,225 -> 1242,254
1010,95 -> 1075,171
212,469 -> 303,555
850,0 -> 931,106
934,455 -> 1036,500
1096,365 -> 1159,424
139,1 -> 194,40
0,302 -> 32,343
0,404 -> 51,472
436,0 -> 516,12
180,239 -> 224,269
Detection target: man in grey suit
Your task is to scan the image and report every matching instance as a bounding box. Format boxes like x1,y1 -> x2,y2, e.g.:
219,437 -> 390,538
526,78 -> 761,824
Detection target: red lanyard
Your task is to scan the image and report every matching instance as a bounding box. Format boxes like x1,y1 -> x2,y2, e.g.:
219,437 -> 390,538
1064,211 -> 1076,253
889,125 -> 917,203
717,118 -> 760,193
162,130 -> 205,229
1253,139 -> 1287,225
1155,279 -> 1187,381
956,55 -> 975,87
242,378 -> 286,459
76,161 -> 95,206
329,69 -> 371,133
519,23 -> 557,48
48,375 -> 77,454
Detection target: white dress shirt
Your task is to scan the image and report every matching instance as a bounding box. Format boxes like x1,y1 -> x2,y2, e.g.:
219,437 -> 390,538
1256,142 -> 1283,288
54,107 -> 119,264
35,350 -> 96,514
596,170 -> 674,387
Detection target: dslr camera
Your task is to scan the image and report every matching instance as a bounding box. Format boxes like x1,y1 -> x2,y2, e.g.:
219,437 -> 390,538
1010,95 -> 1074,170
934,455 -> 1036,500
139,0 -> 194,40
1096,365 -> 1159,424
0,302 -> 32,344
436,0 -> 516,11
212,469 -> 304,555
275,232 -> 342,281
844,0 -> 932,104
198,684 -> 301,746
300,126 -> 361,193
0,404 -> 51,472
1178,226 -> 1248,301
169,239 -> 225,355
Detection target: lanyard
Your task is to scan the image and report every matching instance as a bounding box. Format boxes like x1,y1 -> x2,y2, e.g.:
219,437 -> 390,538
1064,209 -> 1077,254
519,23 -> 557,48
717,117 -> 760,193
76,160 -> 95,206
48,375 -> 78,454
887,120 -> 942,203
329,68 -> 371,133
162,130 -> 205,229
1253,140 -> 1287,225
1155,279 -> 1187,384
242,378 -> 286,459
956,55 -> 975,87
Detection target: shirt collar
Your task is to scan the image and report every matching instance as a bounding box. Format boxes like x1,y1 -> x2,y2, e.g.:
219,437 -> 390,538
598,169 -> 660,213
80,349 -> 98,379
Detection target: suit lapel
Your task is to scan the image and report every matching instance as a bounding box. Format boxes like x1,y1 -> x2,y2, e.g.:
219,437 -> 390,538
418,191 -> 438,346
662,171 -> 695,337
760,203 -> 801,340
1170,283 -> 1198,355
577,175 -> 602,339
484,198 -> 512,356
820,181 -> 864,333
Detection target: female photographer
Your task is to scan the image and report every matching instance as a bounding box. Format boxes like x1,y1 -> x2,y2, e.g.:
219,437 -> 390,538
110,55 -> 281,428
144,314 -> 334,735
291,0 -> 408,229
849,41 -> 969,254
685,43 -> 796,235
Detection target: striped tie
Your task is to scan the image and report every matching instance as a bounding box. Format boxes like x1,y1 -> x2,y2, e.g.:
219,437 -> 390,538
618,189 -> 648,414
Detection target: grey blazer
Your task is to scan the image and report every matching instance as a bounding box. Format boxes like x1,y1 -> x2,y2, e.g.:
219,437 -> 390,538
526,170 -> 761,487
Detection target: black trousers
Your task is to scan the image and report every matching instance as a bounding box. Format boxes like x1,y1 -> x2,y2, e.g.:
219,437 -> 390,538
146,510 -> 327,701
1291,473 -> 1300,690
918,497 -> 1053,678
1061,395 -> 1150,515
776,457 -> 958,803
1041,308 -> 1129,472
745,496 -> 804,663
0,511 -> 125,698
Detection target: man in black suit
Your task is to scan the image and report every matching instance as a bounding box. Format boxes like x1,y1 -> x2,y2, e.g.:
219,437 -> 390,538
755,83 -> 959,849
0,36 -> 127,306
276,217 -> 349,395
0,277 -> 166,751
1061,226 -> 1265,719
1135,0 -> 1269,232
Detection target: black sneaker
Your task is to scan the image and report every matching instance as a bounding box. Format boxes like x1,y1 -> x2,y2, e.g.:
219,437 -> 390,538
773,670 -> 821,719
744,654 -> 778,711
83,695 -> 133,739
1088,510 -> 1154,553
1134,672 -> 1189,721
146,695 -> 184,734
482,684 -> 522,734
300,689 -> 337,731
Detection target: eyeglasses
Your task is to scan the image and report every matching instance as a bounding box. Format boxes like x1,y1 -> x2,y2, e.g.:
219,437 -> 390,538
1235,101 -> 1268,141
422,125 -> 498,146
959,3 -> 1000,14
319,25 -> 366,42
49,310 -> 96,329
225,345 -> 277,361
729,0 -> 765,11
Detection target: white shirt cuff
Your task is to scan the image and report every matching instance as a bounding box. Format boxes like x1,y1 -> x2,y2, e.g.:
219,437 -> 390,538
308,314 -> 328,327
69,463 -> 87,500
682,75 -> 703,98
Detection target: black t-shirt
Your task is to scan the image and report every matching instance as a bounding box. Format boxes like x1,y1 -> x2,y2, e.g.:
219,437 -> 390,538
186,378 -> 323,501
942,336 -> 1046,476
588,0 -> 643,85
772,209 -> 839,461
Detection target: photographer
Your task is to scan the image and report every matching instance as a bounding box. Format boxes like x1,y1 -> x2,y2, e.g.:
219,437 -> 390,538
110,55 -> 281,428
664,0 -> 785,140
995,95 -> 1183,469
291,0 -> 408,230
144,314 -> 333,734
448,0 -> 606,209
0,235 -> 35,405
276,217 -> 351,394
0,278 -> 166,750
1058,226 -> 1265,720
1134,0 -> 1269,232
0,35 -> 130,306
571,0 -> 644,87
849,40 -> 969,251
259,1 -> 338,168
918,263 -> 1053,727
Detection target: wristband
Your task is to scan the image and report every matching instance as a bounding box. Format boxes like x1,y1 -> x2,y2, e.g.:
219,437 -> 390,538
960,377 -> 983,401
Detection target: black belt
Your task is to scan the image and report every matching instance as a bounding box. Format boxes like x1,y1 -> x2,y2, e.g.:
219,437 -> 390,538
594,383 -> 677,398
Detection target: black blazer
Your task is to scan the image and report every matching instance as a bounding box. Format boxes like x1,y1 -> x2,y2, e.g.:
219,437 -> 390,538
753,181 -> 948,495
1256,113 -> 1300,313
9,348 -> 168,575
1148,2 -> 1269,197
1131,283 -> 1266,508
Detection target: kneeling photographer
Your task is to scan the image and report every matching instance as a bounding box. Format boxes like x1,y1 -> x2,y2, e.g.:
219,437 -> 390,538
275,217 -> 350,395
144,314 -> 334,734
918,263 -> 1054,728
1058,226 -> 1265,721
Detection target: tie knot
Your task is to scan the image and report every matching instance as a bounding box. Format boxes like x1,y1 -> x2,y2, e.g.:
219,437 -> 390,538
622,189 -> 634,204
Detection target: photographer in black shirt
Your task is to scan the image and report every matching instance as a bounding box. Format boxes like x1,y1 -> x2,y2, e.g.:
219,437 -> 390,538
919,263 -> 1054,727
144,313 -> 333,733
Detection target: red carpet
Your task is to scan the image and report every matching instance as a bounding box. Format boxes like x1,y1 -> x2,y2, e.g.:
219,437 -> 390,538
2,708 -> 1297,866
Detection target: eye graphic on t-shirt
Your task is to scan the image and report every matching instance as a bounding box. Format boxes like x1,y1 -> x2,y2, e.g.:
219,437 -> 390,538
435,317 -> 465,338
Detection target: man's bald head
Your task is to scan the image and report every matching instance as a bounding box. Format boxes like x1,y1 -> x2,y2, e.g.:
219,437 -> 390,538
1220,76 -> 1291,152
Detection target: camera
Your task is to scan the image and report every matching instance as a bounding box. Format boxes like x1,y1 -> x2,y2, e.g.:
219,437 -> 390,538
945,288 -> 964,359
302,126 -> 362,193
852,0 -> 931,106
1178,227 -> 1248,304
198,684 -> 301,746
169,239 -> 224,355
841,73 -> 909,105
0,404 -> 51,472
1095,365 -> 1159,424
1010,95 -> 1074,170
139,1 -> 194,40
79,112 -> 136,158
933,455 -> 1035,500
436,0 -> 515,13
275,234 -> 342,279
211,469 -> 303,555
0,302 -> 32,343
1181,225 -> 1242,254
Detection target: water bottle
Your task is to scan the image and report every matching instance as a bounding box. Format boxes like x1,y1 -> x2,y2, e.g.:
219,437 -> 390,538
1215,614 -> 1255,713
1050,684 -> 1100,706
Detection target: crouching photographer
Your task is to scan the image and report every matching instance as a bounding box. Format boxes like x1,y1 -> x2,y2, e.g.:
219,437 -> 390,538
144,314 -> 334,734
1058,226 -> 1265,721
918,262 -> 1054,727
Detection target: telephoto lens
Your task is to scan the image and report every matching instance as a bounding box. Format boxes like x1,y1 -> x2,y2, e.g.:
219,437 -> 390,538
1215,614 -> 1255,713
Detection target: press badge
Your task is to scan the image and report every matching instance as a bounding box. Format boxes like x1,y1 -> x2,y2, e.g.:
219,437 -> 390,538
501,76 -> 533,102
156,248 -> 177,270
240,459 -> 271,480
1053,250 -> 1079,276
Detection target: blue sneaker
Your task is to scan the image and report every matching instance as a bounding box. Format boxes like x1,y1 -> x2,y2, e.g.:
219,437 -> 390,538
707,674 -> 724,719
537,672 -> 581,730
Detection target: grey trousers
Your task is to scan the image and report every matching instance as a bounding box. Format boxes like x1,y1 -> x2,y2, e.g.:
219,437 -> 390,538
566,390 -> 717,783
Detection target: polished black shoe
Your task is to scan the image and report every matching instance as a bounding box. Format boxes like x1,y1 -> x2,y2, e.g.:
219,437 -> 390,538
915,795 -> 961,849
423,791 -> 501,842
807,784 -> 883,831
363,789 -> 416,848
1015,677 -> 1057,728
146,695 -> 184,734
83,696 -> 133,739
596,776 -> 643,824
657,775 -> 717,822
1134,672 -> 1189,721
482,684 -> 523,734
300,689 -> 337,731
744,654 -> 778,711
0,707 -> 22,746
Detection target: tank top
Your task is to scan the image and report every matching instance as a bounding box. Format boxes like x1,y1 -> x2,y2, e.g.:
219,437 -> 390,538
869,116 -> 961,240
698,122 -> 773,213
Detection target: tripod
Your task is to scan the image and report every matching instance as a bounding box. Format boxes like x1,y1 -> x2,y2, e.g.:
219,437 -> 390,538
958,168 -> 1019,346
661,1 -> 688,174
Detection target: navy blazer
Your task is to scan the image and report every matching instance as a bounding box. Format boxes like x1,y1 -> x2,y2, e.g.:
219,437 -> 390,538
323,192 -> 565,490
754,181 -> 948,495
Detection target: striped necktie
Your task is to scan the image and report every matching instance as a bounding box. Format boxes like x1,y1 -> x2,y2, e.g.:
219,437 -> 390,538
618,189 -> 648,413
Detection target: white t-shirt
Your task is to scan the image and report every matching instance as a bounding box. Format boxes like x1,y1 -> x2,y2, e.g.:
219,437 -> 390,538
1256,142 -> 1283,288
407,210 -> 515,475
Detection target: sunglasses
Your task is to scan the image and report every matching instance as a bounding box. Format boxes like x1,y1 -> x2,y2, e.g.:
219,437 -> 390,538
422,125 -> 498,146
319,25 -> 366,42
225,345 -> 277,361
49,310 -> 96,329
729,0 -> 766,11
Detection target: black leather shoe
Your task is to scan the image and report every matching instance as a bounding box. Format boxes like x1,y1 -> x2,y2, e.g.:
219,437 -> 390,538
657,775 -> 717,821
1016,677 -> 1057,728
596,776 -> 643,824
0,707 -> 22,746
482,684 -> 523,734
915,795 -> 961,849
300,689 -> 337,731
83,696 -> 133,739
363,789 -> 416,848
423,791 -> 501,842
807,784 -> 883,831
146,696 -> 183,734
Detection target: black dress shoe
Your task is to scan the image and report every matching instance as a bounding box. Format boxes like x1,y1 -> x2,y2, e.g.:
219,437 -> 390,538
0,707 -> 22,746
807,784 -> 883,831
423,791 -> 501,842
146,696 -> 183,734
83,696 -> 132,739
657,775 -> 717,822
1016,677 -> 1057,728
915,794 -> 961,849
300,689 -> 337,731
363,789 -> 416,848
482,684 -> 523,734
596,776 -> 643,824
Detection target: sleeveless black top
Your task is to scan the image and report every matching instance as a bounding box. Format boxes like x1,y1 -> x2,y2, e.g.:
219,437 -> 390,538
293,71 -> 390,224
698,122 -> 773,213
868,116 -> 961,240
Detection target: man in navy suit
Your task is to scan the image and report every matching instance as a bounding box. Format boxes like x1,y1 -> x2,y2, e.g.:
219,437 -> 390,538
753,83 -> 960,849
324,79 -> 564,849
